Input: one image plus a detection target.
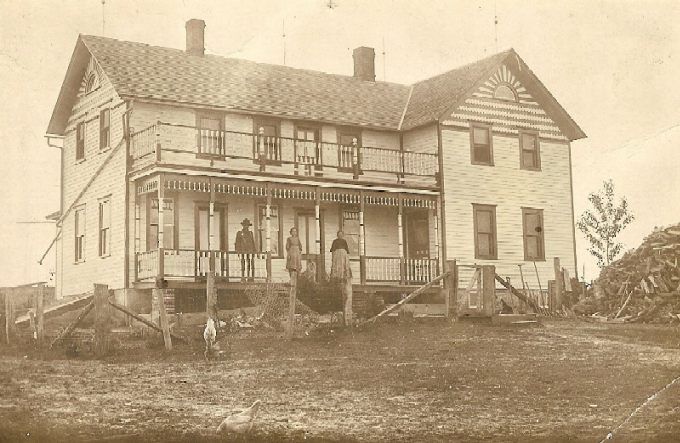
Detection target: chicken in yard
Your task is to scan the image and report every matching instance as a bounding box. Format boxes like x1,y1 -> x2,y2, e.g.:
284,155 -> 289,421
217,400 -> 261,435
203,317 -> 217,360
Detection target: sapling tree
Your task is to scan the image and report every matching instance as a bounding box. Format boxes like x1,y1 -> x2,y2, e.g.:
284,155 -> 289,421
577,179 -> 635,268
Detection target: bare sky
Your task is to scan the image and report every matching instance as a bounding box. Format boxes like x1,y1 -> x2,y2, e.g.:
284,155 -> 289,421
1,0 -> 678,286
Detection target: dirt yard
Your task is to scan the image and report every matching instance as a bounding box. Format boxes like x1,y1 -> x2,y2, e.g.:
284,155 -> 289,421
1,319 -> 679,443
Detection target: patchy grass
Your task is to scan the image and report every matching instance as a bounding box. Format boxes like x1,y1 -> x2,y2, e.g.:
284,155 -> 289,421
1,319 -> 679,442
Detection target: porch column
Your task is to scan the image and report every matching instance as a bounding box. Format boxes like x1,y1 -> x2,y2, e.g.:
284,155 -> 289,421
206,179 -> 217,319
434,202 -> 440,275
134,200 -> 140,281
156,174 -> 165,285
265,185 -> 272,282
398,194 -> 405,285
258,127 -> 266,172
315,191 -> 322,280
359,191 -> 366,284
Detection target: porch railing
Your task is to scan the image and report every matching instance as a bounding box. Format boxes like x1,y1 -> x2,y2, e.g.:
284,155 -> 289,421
130,123 -> 439,180
135,249 -> 268,282
365,257 -> 440,284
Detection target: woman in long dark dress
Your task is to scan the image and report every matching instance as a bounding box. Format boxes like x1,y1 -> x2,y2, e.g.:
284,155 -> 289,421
330,230 -> 352,280
285,227 -> 303,275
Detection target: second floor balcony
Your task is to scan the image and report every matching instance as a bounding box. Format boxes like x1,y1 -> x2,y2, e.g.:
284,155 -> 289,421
130,122 -> 439,188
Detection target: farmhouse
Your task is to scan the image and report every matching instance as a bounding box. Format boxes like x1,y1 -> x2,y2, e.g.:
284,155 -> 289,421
45,19 -> 585,315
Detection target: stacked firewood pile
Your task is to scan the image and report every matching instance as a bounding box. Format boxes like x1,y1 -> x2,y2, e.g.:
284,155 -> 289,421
574,223 -> 680,323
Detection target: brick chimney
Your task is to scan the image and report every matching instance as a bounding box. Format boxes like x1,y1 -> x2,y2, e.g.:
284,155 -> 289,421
353,46 -> 375,81
185,19 -> 205,56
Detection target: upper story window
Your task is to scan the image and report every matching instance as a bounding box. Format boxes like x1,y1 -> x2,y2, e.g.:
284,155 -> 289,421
255,118 -> 281,164
520,131 -> 541,170
196,113 -> 223,156
470,124 -> 493,166
76,122 -> 85,161
99,108 -> 110,150
74,206 -> 86,262
493,84 -> 517,102
98,197 -> 111,257
337,129 -> 361,171
295,125 -> 321,174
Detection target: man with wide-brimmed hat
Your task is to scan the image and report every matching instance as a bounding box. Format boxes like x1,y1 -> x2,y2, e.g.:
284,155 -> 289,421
235,218 -> 256,281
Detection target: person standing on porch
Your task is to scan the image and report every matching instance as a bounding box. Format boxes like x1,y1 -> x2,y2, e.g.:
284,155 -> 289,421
235,218 -> 256,282
330,231 -> 352,280
285,227 -> 302,275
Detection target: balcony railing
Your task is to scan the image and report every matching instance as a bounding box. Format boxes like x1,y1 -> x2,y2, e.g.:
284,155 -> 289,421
130,123 -> 439,181
136,249 -> 439,286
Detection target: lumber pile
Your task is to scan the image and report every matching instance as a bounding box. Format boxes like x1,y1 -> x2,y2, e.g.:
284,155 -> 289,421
575,223 -> 680,323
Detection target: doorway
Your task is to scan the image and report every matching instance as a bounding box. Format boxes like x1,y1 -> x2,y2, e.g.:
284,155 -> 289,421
404,210 -> 430,259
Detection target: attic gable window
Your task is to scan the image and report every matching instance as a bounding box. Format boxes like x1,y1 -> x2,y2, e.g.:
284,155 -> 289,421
85,73 -> 97,94
493,84 -> 517,102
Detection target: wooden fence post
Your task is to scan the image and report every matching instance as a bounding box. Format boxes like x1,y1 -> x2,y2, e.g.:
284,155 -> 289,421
481,265 -> 496,317
206,252 -> 217,321
93,284 -> 110,358
36,284 -> 45,348
4,290 -> 16,345
343,277 -> 353,326
445,259 -> 458,318
154,288 -> 172,351
287,271 -> 297,339
554,257 -> 564,310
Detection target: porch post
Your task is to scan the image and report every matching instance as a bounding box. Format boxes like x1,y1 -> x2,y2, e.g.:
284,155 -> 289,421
359,191 -> 366,284
258,126 -> 266,172
315,191 -> 322,280
155,118 -> 162,163
398,194 -> 405,285
352,138 -> 360,180
434,202 -> 440,275
134,197 -> 140,281
207,179 -> 217,319
265,184 -> 272,282
156,174 -> 165,285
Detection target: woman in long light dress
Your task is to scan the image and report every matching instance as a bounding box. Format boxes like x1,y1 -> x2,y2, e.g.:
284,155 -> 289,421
285,227 -> 303,275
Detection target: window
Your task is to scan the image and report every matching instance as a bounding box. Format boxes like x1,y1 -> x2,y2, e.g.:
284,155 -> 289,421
98,198 -> 111,257
341,208 -> 360,256
337,130 -> 360,171
196,205 -> 226,251
99,108 -> 110,150
523,208 -> 545,260
85,73 -> 96,94
197,114 -> 223,156
74,206 -> 86,262
148,198 -> 175,250
296,126 -> 320,174
473,204 -> 497,259
493,84 -> 517,101
520,131 -> 541,170
470,125 -> 493,165
257,204 -> 281,257
254,118 -> 280,164
76,122 -> 85,160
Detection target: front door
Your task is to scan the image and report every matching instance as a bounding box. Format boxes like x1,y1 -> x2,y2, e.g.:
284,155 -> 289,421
404,210 -> 429,259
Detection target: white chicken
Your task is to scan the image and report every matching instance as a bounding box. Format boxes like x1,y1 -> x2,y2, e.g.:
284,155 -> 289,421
203,317 -> 216,360
217,400 -> 261,434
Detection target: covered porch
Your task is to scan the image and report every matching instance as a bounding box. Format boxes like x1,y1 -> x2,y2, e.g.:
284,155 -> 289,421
132,172 -> 442,289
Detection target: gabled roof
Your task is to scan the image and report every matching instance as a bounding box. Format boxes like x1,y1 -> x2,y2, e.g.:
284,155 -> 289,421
47,35 -> 585,141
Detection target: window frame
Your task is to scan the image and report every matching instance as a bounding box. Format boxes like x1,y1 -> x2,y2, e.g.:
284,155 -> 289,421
519,130 -> 541,171
99,108 -> 110,150
493,83 -> 518,102
194,202 -> 228,251
339,205 -> 361,258
146,196 -> 179,251
253,117 -> 281,165
522,207 -> 545,261
294,123 -> 322,173
255,202 -> 283,258
76,121 -> 85,161
74,205 -> 86,263
336,127 -> 361,173
195,111 -> 224,158
469,123 -> 494,166
98,197 -> 111,258
472,203 -> 497,260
